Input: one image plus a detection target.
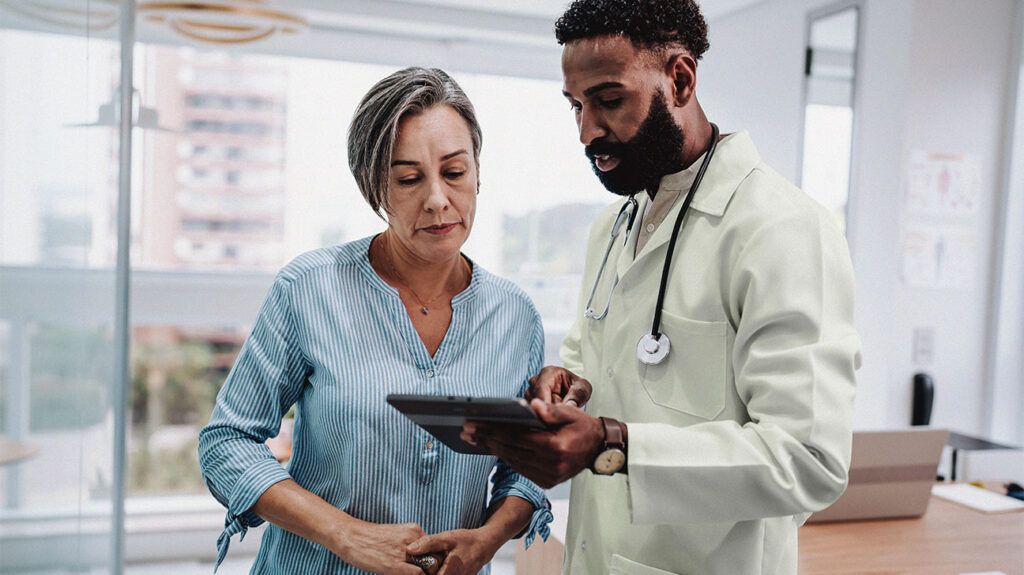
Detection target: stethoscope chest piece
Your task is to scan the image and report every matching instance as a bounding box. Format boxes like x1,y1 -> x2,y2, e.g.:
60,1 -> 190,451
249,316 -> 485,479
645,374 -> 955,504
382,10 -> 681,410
636,332 -> 671,365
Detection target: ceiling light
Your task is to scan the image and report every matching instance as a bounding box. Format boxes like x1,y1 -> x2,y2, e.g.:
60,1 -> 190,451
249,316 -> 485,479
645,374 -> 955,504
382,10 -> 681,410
137,1 -> 308,45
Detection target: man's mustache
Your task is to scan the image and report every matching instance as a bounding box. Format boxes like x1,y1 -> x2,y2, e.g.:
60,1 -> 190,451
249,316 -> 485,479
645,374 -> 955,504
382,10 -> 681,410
585,140 -> 630,159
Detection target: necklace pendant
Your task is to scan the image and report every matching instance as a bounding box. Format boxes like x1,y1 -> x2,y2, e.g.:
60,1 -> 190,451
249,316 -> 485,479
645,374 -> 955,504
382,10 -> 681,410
421,306 -> 429,315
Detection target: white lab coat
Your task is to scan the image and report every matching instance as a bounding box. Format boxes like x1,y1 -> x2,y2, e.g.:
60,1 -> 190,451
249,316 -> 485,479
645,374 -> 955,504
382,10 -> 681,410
560,132 -> 861,575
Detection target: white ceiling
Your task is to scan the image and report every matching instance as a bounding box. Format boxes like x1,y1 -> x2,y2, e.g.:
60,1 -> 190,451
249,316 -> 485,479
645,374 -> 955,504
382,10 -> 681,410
308,0 -> 766,22
0,0 -> 771,81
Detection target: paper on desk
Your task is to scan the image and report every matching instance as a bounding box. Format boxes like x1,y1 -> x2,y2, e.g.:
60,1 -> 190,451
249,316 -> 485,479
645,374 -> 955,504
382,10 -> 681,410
932,483 -> 1024,513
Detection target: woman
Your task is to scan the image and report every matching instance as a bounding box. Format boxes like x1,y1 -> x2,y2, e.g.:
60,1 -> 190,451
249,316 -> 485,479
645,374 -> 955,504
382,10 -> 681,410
199,67 -> 551,575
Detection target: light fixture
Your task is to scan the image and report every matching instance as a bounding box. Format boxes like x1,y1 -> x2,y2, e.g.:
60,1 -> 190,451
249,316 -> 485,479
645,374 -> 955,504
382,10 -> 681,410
137,0 -> 308,45
66,89 -> 176,132
0,0 -> 119,31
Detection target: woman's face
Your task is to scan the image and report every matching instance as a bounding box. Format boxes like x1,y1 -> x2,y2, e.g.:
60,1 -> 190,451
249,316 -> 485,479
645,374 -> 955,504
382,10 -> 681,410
385,104 -> 478,264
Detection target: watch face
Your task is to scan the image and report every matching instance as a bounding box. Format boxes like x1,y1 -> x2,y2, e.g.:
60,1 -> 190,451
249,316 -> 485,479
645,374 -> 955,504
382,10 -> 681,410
594,448 -> 626,475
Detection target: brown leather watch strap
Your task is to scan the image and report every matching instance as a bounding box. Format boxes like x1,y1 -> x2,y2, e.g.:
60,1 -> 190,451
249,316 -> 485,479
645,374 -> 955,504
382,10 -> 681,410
600,417 -> 627,451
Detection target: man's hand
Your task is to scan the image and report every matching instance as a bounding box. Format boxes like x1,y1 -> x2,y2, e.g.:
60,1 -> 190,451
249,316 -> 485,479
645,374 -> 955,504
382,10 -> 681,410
406,528 -> 502,575
330,520 -> 425,574
461,399 -> 605,488
525,366 -> 593,408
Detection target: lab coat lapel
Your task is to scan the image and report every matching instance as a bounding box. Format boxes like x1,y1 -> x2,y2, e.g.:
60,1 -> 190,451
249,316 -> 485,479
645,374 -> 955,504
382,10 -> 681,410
626,131 -> 761,277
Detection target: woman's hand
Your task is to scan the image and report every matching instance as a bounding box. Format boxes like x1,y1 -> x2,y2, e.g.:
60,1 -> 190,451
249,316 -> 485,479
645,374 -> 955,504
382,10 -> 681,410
406,528 -> 502,575
525,366 -> 592,408
331,520 -> 426,574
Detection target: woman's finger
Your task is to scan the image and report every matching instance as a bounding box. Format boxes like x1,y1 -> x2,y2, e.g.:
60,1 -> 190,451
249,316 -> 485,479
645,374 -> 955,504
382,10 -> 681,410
408,533 -> 453,554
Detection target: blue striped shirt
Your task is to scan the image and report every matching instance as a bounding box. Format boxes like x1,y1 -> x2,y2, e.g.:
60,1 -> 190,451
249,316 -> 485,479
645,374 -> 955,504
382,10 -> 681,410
198,236 -> 552,574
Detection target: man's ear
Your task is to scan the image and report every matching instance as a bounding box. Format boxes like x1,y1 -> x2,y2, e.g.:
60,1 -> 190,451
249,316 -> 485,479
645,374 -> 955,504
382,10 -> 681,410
666,52 -> 697,107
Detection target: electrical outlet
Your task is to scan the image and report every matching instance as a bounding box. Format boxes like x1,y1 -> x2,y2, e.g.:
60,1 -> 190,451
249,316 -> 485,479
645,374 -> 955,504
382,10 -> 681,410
912,327 -> 935,366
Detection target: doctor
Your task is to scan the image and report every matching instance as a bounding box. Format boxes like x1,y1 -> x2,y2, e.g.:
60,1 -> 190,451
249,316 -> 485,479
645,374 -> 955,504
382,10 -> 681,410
462,0 -> 861,573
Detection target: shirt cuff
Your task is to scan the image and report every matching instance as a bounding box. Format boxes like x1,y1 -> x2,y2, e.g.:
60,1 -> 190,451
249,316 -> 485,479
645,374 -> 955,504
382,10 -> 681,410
490,484 -> 553,549
215,459 -> 290,570
625,422 -> 662,525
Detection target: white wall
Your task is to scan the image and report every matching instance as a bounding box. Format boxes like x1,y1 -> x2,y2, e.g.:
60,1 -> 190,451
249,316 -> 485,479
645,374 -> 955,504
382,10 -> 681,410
988,3 -> 1024,444
702,0 -> 1022,440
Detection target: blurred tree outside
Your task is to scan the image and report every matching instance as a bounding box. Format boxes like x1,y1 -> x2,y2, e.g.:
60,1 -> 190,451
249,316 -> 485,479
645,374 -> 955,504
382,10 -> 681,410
129,327 -> 241,495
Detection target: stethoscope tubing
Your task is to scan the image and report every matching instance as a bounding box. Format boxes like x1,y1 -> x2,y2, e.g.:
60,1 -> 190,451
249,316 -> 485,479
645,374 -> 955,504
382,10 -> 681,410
649,123 -> 720,339
583,122 -> 720,365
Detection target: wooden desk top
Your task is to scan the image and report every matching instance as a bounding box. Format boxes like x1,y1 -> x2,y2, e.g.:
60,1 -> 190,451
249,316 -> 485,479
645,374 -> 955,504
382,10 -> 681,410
799,495 -> 1024,574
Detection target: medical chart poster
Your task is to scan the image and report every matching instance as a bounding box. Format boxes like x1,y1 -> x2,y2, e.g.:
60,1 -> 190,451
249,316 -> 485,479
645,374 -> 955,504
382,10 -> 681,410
900,224 -> 977,291
904,151 -> 981,218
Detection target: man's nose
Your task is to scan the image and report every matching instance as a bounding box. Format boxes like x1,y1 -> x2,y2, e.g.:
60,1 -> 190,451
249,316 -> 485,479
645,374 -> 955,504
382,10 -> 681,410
578,108 -> 606,146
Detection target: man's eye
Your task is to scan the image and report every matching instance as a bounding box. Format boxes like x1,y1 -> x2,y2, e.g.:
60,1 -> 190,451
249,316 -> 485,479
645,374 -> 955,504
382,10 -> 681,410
599,98 -> 623,109
569,101 -> 582,113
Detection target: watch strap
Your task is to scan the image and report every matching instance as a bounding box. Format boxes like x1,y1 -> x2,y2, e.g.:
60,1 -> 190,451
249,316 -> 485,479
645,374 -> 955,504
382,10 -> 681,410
599,416 -> 626,451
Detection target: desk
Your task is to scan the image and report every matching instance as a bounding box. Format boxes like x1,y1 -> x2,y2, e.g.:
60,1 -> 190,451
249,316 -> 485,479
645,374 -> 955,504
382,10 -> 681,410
799,495 -> 1024,574
517,496 -> 1023,575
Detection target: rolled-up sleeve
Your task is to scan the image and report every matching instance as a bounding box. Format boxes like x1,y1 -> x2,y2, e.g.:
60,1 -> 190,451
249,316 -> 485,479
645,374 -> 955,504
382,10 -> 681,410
627,209 -> 860,524
488,315 -> 552,548
198,275 -> 310,569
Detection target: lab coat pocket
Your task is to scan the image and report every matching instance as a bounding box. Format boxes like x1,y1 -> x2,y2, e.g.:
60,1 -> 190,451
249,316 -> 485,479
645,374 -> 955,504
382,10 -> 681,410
640,311 -> 727,420
610,554 -> 680,575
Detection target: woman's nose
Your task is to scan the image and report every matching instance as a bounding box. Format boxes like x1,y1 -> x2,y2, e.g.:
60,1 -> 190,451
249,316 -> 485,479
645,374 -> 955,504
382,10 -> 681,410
423,177 -> 449,212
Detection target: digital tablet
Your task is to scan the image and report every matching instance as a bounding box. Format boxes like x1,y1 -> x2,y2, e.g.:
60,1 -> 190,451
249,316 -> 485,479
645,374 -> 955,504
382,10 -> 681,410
386,394 -> 545,455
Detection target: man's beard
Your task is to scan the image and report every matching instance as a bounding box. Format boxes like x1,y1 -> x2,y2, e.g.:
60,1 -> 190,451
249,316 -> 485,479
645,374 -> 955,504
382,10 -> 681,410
585,91 -> 686,197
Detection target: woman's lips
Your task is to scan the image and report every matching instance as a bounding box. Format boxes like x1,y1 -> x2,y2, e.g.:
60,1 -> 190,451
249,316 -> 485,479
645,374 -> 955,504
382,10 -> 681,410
594,154 -> 620,172
422,223 -> 458,235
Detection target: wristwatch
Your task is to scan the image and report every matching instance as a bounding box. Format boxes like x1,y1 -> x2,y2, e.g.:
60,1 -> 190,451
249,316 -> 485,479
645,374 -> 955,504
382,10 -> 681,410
591,417 -> 627,475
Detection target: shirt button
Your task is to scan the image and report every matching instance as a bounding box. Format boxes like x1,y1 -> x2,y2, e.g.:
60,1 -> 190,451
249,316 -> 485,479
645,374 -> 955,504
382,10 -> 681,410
606,367 -> 613,378
426,440 -> 434,450
426,369 -> 435,378
581,540 -> 587,551
646,223 -> 656,233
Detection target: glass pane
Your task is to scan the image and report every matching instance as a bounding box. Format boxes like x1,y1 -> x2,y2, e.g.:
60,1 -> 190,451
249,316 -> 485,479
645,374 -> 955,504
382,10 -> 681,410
127,48 -> 608,506
130,325 -> 244,496
0,3 -> 123,572
801,7 -> 859,234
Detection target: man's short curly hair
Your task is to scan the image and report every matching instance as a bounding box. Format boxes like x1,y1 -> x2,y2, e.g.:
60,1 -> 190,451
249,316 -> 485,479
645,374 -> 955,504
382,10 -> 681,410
555,0 -> 710,60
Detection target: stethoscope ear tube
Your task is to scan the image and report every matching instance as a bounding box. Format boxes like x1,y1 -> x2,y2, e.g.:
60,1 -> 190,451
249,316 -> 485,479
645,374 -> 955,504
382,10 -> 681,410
583,197 -> 638,320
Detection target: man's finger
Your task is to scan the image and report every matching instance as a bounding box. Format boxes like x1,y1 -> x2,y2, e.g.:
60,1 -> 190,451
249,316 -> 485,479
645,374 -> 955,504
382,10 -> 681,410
528,377 -> 553,403
530,399 -> 580,426
563,382 -> 591,407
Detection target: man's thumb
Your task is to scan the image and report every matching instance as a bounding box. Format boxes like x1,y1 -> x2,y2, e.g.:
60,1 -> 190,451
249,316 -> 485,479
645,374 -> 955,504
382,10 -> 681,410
531,398 -> 577,425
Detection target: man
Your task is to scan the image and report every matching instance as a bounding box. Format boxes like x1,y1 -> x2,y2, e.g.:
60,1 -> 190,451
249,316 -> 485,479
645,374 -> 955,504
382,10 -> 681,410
461,1 -> 861,573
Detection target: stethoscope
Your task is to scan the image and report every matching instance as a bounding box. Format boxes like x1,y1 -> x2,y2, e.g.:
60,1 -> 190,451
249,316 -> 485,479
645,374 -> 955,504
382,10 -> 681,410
583,123 -> 720,366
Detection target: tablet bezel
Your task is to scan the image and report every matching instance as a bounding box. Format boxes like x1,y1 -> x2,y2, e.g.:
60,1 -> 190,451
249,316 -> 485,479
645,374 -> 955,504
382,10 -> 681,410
386,394 -> 544,455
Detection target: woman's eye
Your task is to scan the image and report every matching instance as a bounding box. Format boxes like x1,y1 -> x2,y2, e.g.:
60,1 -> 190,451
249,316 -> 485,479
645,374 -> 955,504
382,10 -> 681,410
445,171 -> 465,179
398,177 -> 420,186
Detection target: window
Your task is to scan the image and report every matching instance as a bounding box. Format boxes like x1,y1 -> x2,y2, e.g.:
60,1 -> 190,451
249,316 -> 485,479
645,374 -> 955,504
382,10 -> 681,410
119,46 -> 610,502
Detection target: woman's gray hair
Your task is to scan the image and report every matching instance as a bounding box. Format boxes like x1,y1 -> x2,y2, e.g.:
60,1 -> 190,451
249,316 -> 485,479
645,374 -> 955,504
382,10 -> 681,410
347,67 -> 483,216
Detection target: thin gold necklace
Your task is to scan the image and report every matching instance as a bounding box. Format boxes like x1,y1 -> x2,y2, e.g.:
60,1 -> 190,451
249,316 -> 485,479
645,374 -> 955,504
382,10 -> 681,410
379,236 -> 470,316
